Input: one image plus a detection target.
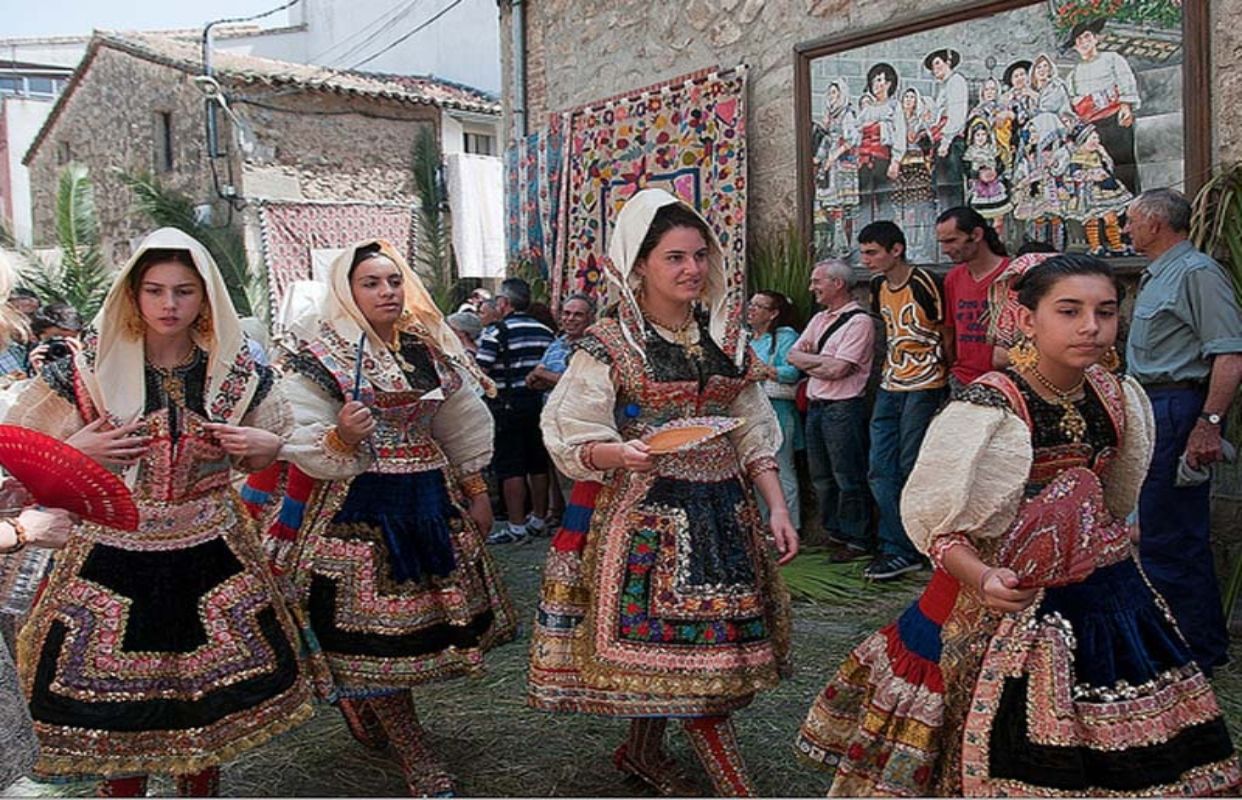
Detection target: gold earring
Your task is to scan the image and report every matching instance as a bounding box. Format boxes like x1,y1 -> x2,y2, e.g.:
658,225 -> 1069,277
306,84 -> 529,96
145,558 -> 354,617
194,306 -> 213,339
1099,346 -> 1121,371
1008,337 -> 1040,370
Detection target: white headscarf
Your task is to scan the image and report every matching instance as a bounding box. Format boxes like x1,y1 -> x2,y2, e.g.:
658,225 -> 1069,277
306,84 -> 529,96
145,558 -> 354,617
287,239 -> 494,395
79,227 -> 257,426
605,188 -> 744,366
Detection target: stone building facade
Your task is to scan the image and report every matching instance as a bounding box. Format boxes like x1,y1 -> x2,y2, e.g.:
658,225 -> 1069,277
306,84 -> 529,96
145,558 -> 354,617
24,33 -> 497,264
500,0 -> 1242,241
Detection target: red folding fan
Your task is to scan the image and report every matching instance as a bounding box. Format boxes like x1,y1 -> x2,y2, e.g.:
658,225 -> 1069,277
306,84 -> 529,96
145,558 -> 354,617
0,424 -> 139,531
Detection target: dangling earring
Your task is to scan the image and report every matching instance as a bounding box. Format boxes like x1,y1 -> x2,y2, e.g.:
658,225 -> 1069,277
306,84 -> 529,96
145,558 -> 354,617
194,305 -> 213,341
1008,337 -> 1040,370
1099,345 -> 1121,372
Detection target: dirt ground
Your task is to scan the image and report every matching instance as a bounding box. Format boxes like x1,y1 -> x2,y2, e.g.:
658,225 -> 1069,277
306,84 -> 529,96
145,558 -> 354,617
7,539 -> 1242,798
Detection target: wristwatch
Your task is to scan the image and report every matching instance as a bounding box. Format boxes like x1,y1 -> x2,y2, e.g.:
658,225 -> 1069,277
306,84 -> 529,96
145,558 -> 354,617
1200,411 -> 1223,426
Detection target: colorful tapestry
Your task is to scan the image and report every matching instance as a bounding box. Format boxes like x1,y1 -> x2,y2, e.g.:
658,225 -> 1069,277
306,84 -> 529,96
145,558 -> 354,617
556,66 -> 748,334
504,116 -> 565,283
256,200 -> 417,321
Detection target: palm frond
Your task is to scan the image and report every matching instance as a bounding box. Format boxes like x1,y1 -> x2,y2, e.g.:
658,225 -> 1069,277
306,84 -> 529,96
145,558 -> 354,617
508,257 -> 549,305
1191,164 -> 1242,307
780,547 -> 923,606
118,171 -> 257,319
411,125 -> 456,313
13,164 -> 111,318
747,225 -> 815,327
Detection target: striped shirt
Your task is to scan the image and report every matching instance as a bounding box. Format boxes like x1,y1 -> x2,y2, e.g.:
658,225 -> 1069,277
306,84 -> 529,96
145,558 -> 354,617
476,312 -> 555,391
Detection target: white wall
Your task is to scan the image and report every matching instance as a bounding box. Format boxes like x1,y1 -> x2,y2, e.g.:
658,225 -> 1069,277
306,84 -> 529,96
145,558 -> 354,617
292,0 -> 499,92
213,27 -> 310,64
0,39 -> 88,69
3,96 -> 57,245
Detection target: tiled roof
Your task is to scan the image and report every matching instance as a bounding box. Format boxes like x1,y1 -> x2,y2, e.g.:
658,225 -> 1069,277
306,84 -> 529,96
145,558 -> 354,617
101,32 -> 500,114
24,31 -> 499,164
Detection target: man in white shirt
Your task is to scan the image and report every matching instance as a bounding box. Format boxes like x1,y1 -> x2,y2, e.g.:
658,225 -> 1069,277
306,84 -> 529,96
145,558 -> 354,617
1066,17 -> 1141,193
926,48 -> 969,192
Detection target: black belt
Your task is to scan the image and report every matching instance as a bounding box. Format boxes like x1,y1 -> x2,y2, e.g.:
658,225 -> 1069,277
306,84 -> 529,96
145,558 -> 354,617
808,396 -> 861,407
1143,380 -> 1205,392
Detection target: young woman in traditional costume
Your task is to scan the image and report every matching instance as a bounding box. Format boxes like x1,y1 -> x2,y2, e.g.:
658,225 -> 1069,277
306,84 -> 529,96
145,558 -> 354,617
796,253 -> 1240,796
276,239 -> 516,796
531,188 -> 798,797
3,228 -> 314,797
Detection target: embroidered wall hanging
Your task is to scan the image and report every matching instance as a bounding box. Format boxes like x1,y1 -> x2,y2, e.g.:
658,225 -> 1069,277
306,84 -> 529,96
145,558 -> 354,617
256,200 -> 417,322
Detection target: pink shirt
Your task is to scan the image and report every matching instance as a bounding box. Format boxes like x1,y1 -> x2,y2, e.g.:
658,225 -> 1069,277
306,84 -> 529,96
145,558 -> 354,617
794,301 -> 874,400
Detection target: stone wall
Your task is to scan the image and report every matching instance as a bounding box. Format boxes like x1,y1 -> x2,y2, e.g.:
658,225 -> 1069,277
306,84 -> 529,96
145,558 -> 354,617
26,47 -> 219,262
232,93 -> 437,204
26,44 -> 439,263
499,0 -> 1242,241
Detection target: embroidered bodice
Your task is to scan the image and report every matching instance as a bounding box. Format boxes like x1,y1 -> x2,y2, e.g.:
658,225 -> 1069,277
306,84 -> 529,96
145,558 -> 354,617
286,326 -> 463,474
575,314 -> 755,439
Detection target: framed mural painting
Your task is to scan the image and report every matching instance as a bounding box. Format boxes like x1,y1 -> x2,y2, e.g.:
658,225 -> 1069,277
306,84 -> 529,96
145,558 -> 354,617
795,0 -> 1208,266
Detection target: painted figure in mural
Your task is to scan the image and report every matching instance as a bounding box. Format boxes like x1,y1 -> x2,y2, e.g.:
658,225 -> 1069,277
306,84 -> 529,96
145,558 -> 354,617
1067,124 -> 1134,255
797,253 -> 1242,797
855,62 -> 900,214
3,229 -> 314,797
964,117 -> 1013,227
998,59 -> 1037,173
1013,54 -> 1075,251
925,48 -> 969,195
968,77 -> 1009,168
891,86 -> 938,261
813,78 -> 862,257
530,188 -> 796,797
1031,52 -> 1074,122
1067,17 -> 1141,194
275,240 -> 517,796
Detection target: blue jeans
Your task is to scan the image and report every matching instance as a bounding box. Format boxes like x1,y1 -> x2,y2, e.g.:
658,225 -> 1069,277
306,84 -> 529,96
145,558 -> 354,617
868,386 -> 947,559
1138,386 -> 1229,672
805,397 -> 871,549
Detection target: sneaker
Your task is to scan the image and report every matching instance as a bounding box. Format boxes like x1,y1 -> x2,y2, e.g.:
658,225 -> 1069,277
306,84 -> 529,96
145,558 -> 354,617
825,541 -> 869,563
864,553 -> 924,581
525,514 -> 550,537
486,525 -> 528,545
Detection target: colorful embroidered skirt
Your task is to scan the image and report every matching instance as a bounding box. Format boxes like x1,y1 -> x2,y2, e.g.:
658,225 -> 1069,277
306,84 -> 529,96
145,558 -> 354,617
17,491 -> 314,779
528,442 -> 792,718
295,467 -> 517,694
961,556 -> 1241,797
796,568 -> 960,796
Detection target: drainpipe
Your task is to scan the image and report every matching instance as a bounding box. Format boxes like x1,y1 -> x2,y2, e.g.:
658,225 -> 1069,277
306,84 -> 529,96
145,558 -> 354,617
511,0 -> 526,139
202,22 -> 221,158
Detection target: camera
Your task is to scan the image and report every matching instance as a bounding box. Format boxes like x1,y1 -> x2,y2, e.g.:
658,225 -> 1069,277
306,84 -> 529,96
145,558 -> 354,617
43,337 -> 73,360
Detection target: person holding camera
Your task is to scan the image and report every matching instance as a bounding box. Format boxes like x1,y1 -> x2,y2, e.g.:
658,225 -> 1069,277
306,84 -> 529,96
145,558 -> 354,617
25,302 -> 83,374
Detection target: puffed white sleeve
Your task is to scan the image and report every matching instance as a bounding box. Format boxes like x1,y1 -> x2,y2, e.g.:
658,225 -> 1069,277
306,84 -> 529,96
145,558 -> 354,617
1104,375 -> 1156,520
232,370 -> 295,473
430,364 -> 494,475
279,369 -> 373,481
726,381 -> 783,478
540,349 -> 621,482
900,399 -> 1032,556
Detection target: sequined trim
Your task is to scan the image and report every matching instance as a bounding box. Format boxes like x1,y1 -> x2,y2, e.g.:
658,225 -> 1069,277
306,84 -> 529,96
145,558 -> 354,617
744,456 -> 778,480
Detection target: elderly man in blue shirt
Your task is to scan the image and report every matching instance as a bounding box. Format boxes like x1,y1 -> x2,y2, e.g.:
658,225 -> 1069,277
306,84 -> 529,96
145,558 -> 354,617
1125,188 -> 1242,673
